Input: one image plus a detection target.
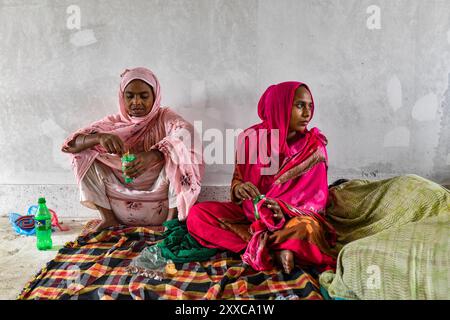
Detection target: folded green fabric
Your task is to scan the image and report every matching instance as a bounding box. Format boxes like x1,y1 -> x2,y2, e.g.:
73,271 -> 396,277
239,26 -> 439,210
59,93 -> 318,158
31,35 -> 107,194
157,219 -> 218,263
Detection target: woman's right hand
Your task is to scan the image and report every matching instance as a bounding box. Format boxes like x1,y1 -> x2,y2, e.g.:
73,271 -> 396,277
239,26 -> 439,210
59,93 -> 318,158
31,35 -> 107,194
234,182 -> 261,201
97,133 -> 125,155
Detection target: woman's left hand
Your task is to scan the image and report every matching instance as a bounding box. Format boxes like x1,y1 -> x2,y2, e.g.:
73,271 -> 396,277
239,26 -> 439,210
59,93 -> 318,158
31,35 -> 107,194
123,150 -> 164,179
263,198 -> 284,221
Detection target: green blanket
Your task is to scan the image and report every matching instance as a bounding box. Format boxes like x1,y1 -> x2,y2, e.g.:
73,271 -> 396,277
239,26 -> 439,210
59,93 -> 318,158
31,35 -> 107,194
320,175 -> 450,300
326,174 -> 449,252
158,219 -> 218,263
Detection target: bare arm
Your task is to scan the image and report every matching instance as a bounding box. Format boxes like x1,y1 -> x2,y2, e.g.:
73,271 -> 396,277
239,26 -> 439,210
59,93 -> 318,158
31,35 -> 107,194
66,133 -> 101,153
230,163 -> 245,204
64,133 -> 125,155
230,156 -> 260,204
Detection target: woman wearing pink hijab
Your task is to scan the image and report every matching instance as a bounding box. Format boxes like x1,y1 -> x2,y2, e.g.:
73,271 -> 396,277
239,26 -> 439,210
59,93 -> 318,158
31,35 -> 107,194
62,67 -> 203,232
187,82 -> 337,273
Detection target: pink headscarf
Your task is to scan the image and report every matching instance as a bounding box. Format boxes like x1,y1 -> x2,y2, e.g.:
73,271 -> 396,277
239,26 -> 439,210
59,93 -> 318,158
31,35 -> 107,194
118,67 -> 161,124
236,81 -> 335,270
62,68 -> 168,181
236,81 -> 325,194
62,67 -> 203,220
257,81 -> 316,156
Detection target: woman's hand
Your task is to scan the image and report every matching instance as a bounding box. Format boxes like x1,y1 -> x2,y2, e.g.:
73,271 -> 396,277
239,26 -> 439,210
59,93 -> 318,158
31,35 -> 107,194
263,198 -> 284,221
234,182 -> 261,201
123,150 -> 164,179
98,133 -> 125,155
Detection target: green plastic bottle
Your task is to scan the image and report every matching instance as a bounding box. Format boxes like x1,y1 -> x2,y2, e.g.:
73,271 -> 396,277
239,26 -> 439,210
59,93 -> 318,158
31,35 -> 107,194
121,152 -> 136,184
35,197 -> 52,250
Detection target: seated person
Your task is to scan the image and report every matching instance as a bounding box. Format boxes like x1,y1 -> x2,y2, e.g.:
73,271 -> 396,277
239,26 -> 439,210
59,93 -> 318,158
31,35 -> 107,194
62,67 -> 203,232
187,82 -> 338,274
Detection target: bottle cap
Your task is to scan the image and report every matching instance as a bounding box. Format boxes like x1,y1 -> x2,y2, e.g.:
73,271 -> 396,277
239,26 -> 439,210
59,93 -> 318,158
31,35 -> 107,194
38,197 -> 46,204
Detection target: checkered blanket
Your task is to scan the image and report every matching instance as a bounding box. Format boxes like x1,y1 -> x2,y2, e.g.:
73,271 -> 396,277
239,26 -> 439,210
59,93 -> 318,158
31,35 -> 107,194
18,222 -> 323,300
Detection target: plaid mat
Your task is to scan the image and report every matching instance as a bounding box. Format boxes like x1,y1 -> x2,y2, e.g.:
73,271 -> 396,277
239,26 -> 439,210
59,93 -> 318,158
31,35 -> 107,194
18,221 -> 323,300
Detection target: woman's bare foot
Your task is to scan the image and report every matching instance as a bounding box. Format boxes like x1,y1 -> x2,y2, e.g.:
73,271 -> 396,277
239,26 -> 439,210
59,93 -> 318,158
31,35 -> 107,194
258,231 -> 269,251
93,216 -> 121,233
93,206 -> 121,233
275,250 -> 294,274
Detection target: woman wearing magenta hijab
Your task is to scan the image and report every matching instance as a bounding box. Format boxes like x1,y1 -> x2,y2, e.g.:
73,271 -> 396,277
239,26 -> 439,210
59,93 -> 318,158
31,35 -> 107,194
62,67 -> 203,233
187,82 -> 337,274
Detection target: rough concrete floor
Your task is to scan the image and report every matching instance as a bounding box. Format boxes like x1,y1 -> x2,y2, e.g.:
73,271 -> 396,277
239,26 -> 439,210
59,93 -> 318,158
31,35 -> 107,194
0,216 -> 87,299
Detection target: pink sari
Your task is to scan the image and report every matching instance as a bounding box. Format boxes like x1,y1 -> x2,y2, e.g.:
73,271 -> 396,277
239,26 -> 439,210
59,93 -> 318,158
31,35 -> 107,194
62,67 -> 204,221
187,82 -> 337,272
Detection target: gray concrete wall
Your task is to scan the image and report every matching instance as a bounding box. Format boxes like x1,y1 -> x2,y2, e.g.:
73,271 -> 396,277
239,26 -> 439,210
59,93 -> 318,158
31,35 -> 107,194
0,184 -> 231,217
1,0 -> 449,193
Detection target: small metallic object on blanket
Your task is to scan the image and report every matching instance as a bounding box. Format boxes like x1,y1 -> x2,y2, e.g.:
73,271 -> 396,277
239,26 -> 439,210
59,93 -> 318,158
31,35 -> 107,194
164,261 -> 177,275
126,245 -> 177,281
126,265 -> 164,281
253,194 -> 266,220
127,257 -> 177,280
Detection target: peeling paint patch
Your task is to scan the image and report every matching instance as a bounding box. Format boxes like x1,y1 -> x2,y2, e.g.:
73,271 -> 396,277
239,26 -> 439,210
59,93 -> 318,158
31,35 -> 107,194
412,93 -> 438,121
387,75 -> 402,112
383,126 -> 410,147
39,119 -> 71,170
70,29 -> 97,47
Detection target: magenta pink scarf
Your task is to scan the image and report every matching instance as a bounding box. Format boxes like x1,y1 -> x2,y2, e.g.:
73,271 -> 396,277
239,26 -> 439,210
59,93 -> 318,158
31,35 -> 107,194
236,82 -> 336,270
62,67 -> 204,220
